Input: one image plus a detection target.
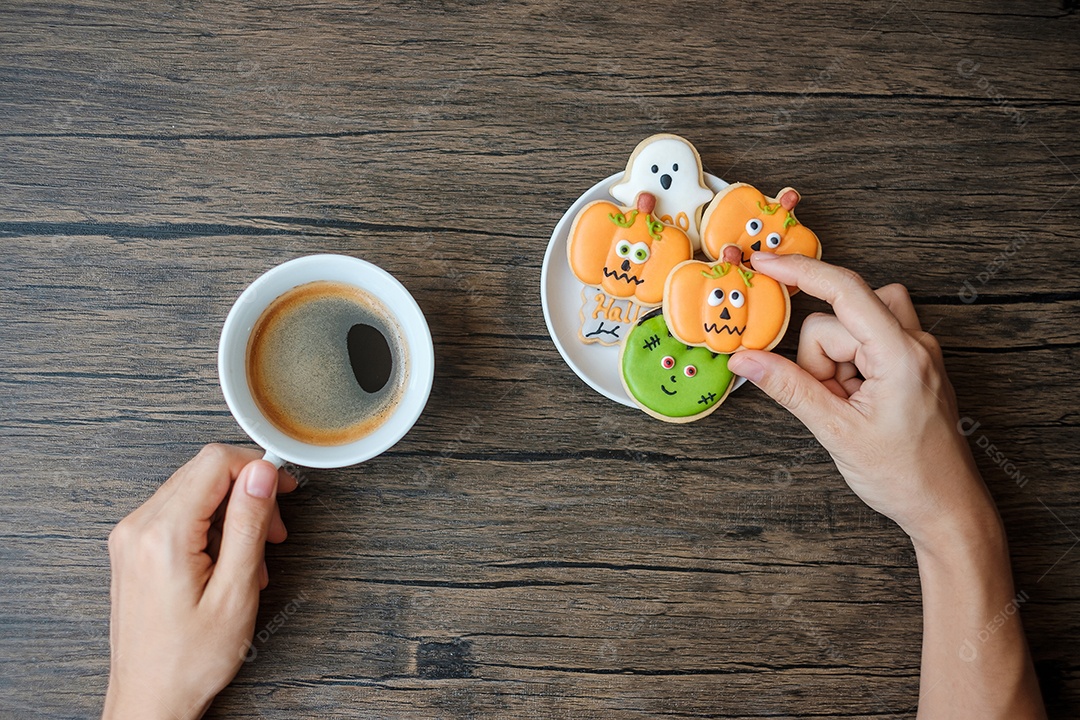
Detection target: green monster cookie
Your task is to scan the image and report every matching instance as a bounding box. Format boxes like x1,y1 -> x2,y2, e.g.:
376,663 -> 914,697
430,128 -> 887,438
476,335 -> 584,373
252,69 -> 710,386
620,309 -> 736,423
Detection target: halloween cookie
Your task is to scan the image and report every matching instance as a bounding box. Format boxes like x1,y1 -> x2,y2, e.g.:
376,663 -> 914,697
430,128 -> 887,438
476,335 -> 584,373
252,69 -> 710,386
567,191 -> 693,307
620,309 -> 736,423
610,134 -> 715,251
700,183 -> 821,267
578,287 -> 645,346
664,246 -> 790,354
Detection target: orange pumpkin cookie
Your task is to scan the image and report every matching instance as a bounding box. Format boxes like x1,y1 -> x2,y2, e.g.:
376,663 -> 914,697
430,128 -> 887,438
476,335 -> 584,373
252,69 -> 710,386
663,246 -> 790,354
567,192 -> 693,307
700,183 -> 821,266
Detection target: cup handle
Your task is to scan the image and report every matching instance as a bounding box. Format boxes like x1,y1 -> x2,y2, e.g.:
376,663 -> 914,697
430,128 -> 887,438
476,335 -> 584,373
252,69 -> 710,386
262,450 -> 285,469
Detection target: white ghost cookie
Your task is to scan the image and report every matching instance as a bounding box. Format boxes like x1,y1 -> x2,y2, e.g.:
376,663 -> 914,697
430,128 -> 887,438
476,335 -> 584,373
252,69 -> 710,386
610,134 -> 715,251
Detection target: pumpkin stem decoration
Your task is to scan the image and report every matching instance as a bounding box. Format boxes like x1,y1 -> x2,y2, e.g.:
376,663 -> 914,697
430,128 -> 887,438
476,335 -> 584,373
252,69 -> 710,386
721,245 -> 743,266
636,192 -> 657,215
608,209 -> 638,227
778,189 -> 800,211
756,201 -> 780,215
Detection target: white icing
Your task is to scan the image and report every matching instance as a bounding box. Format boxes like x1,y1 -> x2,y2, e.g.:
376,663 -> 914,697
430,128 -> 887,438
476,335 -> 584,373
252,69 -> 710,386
745,218 -> 763,236
765,232 -> 781,249
707,288 -> 724,307
578,286 -> 644,347
629,241 -> 650,264
729,289 -> 745,308
610,135 -> 715,247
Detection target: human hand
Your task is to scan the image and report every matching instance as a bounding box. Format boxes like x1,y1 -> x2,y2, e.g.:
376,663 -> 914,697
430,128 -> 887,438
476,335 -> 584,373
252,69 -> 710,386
102,444 -> 297,720
727,253 -> 999,550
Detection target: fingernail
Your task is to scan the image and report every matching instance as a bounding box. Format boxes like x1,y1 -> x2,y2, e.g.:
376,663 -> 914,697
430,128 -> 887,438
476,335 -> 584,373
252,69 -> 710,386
245,462 -> 277,499
751,251 -> 779,263
731,356 -> 765,383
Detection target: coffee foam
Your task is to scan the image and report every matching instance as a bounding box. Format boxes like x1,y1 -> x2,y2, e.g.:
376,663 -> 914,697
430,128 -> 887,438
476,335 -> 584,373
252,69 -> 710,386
246,281 -> 408,446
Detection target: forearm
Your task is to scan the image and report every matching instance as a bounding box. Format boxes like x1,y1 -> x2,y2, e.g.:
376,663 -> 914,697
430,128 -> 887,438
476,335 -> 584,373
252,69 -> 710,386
912,491 -> 1045,719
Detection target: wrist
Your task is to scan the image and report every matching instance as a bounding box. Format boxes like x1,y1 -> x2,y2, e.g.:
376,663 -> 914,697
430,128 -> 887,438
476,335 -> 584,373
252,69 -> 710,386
904,461 -> 1006,563
909,482 -> 1011,591
103,683 -> 210,720
912,501 -> 1007,568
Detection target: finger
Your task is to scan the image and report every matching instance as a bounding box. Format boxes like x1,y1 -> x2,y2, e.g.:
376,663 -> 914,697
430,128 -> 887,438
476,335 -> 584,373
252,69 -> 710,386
796,312 -> 861,383
155,444 -> 263,523
259,561 -> 269,590
835,361 -> 863,398
267,502 -> 288,544
209,460 -> 279,595
728,349 -> 851,436
164,445 -> 298,525
206,525 -> 222,562
874,283 -> 921,332
749,253 -> 907,350
278,468 -> 300,494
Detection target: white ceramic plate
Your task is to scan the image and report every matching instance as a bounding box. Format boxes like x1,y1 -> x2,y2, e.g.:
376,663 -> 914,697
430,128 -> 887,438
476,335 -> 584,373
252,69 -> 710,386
541,172 -> 743,407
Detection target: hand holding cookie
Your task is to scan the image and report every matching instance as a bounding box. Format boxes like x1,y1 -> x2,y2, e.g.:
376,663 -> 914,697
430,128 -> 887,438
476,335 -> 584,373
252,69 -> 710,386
726,252 -> 998,548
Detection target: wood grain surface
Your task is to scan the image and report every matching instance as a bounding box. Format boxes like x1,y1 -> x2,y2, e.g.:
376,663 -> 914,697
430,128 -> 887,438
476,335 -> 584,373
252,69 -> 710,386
2,1 -> 1078,718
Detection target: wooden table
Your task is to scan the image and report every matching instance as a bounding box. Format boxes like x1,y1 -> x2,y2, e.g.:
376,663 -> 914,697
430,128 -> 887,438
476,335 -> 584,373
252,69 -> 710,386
2,2 -> 1078,718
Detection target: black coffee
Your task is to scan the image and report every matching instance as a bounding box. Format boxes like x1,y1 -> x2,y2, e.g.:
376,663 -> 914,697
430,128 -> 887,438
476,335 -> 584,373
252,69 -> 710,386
246,280 -> 408,446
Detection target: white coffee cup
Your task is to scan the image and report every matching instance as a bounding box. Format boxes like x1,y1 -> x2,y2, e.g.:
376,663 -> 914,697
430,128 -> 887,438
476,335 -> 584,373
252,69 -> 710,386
218,254 -> 434,468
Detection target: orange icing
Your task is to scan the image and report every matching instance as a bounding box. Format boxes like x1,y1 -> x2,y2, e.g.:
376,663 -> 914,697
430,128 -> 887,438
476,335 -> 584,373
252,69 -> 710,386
663,255 -> 790,353
700,183 -> 821,266
567,199 -> 693,307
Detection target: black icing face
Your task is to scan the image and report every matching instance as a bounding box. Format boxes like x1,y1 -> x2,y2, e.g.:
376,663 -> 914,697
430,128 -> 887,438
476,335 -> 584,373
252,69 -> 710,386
651,162 -> 678,191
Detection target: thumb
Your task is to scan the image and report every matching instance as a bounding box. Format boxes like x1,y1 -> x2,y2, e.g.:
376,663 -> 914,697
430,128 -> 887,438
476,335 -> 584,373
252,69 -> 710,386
728,350 -> 847,434
212,460 -> 279,592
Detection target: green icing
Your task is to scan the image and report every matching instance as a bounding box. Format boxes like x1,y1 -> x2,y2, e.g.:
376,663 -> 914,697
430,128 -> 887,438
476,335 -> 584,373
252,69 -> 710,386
610,208 -> 665,241
736,266 -> 754,288
645,214 -> 664,241
784,211 -> 798,229
622,311 -> 735,419
701,262 -> 733,279
700,262 -> 754,289
757,201 -> 780,215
